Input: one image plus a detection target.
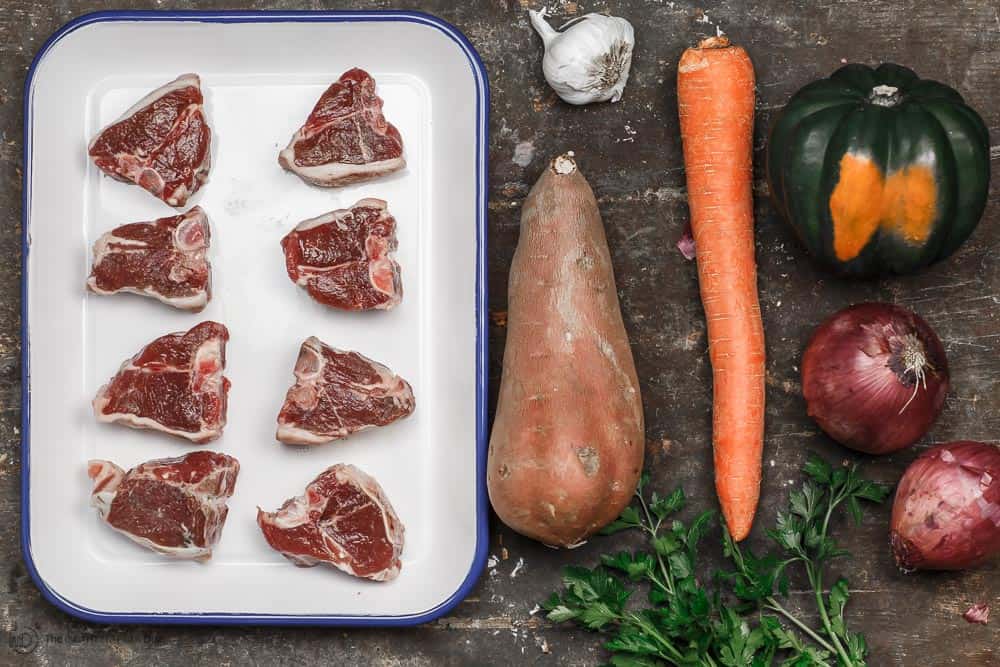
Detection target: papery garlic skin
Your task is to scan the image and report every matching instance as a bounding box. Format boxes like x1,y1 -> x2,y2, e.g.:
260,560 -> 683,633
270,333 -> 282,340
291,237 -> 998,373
529,9 -> 635,105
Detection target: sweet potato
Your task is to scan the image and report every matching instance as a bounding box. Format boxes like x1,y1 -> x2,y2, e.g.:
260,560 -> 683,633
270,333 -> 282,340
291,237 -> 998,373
487,152 -> 645,548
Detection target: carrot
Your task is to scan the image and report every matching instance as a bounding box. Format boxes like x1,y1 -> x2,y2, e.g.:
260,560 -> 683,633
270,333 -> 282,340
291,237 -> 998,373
677,36 -> 765,541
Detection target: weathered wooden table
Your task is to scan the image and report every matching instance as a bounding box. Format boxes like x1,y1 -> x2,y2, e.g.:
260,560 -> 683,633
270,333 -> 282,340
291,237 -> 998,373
1,1 -> 997,664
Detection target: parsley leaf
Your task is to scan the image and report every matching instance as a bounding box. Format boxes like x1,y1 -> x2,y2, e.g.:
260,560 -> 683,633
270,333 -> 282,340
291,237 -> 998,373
601,506 -> 644,535
827,578 -> 850,637
649,488 -> 686,521
602,551 -> 656,582
802,455 -> 832,485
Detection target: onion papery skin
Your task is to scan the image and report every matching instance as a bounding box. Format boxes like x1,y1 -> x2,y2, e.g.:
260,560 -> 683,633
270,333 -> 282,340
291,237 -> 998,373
891,441 -> 1000,571
802,303 -> 949,455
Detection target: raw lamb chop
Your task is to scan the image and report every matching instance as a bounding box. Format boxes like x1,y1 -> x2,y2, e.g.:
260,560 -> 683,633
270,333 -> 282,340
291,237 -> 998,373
93,321 -> 230,443
280,198 -> 402,311
276,337 -> 414,445
88,451 -> 239,561
88,73 -> 211,207
87,206 -> 211,311
257,464 -> 404,581
278,68 -> 405,187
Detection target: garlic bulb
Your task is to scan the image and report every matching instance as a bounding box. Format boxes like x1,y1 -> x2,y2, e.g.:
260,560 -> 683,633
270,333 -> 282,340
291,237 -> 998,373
529,8 -> 635,105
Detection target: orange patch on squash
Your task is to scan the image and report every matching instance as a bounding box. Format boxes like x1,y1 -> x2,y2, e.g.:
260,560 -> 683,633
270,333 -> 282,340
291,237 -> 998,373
829,154 -> 938,261
881,166 -> 937,244
829,155 -> 884,262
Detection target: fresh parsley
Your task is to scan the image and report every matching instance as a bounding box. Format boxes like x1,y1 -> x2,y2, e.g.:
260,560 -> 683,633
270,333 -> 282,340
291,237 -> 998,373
541,455 -> 889,666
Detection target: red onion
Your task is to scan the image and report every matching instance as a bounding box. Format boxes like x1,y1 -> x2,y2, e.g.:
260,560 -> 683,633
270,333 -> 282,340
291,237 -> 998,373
676,223 -> 696,260
801,303 -> 949,455
890,441 -> 1000,571
964,603 -> 990,625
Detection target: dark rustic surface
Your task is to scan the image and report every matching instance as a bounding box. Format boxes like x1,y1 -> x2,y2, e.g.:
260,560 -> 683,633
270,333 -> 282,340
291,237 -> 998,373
1,1 -> 998,665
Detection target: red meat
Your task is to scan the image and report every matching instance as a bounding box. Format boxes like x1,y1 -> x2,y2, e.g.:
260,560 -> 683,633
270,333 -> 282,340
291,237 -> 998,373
88,451 -> 239,561
276,337 -> 414,445
279,68 -> 405,187
257,464 -> 404,581
280,198 -> 402,311
87,207 -> 211,311
93,321 -> 230,443
89,73 -> 211,207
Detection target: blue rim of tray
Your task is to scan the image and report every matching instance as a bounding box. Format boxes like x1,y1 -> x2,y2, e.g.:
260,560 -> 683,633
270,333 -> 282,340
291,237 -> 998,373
20,10 -> 490,627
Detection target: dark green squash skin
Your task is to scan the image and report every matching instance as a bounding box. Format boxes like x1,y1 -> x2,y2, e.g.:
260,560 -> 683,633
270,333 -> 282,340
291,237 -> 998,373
767,63 -> 990,277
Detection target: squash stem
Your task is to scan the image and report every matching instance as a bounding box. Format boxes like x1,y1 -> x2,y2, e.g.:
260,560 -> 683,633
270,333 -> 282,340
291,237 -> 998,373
868,84 -> 901,107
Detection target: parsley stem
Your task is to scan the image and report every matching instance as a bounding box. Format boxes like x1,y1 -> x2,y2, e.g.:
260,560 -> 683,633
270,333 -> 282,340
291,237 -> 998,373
637,491 -> 676,597
822,501 -> 836,538
824,472 -> 858,537
763,598 -> 838,656
822,487 -> 847,539
807,563 -> 853,666
815,483 -> 861,665
628,611 -> 687,665
646,570 -> 671,595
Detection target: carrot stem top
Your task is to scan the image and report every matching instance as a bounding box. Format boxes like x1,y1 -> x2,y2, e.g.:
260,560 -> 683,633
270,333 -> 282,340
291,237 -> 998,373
696,36 -> 731,49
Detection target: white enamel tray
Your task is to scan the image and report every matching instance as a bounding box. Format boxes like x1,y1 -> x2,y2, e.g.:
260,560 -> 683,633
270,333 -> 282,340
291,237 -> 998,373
21,10 -> 488,625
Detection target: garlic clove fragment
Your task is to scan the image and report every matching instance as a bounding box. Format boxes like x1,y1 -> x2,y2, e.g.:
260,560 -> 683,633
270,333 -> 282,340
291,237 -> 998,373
529,8 -> 635,106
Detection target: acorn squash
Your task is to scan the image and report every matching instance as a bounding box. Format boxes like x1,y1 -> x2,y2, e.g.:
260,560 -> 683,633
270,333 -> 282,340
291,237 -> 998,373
767,63 -> 990,276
